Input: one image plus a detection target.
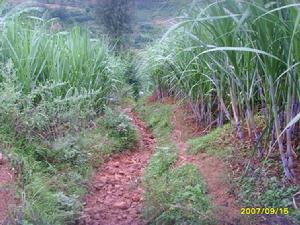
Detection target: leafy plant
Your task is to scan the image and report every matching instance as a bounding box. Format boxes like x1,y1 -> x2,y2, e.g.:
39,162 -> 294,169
102,106 -> 138,151
239,169 -> 298,208
0,9 -> 140,224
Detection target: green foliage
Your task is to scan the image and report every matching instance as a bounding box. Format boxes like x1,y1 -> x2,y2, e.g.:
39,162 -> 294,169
39,136 -> 89,166
135,100 -> 172,143
1,16 -> 125,101
237,168 -> 300,223
1,111 -> 139,224
0,61 -> 19,130
122,52 -> 141,100
187,124 -> 232,158
144,148 -> 213,225
4,138 -> 87,224
0,13 -> 134,140
138,0 -> 300,179
0,63 -> 95,140
145,146 -> 177,178
0,13 -> 131,142
102,106 -> 138,151
138,100 -> 214,224
0,10 -> 140,225
239,169 -> 298,208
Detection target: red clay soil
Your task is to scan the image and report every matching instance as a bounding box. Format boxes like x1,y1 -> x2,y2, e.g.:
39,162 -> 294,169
170,103 -> 242,225
0,154 -> 16,225
79,109 -> 155,225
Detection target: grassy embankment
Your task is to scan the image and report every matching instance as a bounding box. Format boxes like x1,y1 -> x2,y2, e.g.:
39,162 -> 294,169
136,100 -> 214,225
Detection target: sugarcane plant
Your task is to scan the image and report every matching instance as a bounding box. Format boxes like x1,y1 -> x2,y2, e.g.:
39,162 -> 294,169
138,0 -> 300,180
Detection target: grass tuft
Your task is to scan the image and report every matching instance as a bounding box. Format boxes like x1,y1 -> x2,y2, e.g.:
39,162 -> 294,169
135,100 -> 172,144
187,124 -> 233,159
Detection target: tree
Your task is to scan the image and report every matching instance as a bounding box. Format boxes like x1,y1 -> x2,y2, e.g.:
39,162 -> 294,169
95,0 -> 135,50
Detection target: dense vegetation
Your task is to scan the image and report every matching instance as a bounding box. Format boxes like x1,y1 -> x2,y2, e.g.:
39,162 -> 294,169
139,0 -> 300,181
0,6 -> 137,224
1,0 -> 300,224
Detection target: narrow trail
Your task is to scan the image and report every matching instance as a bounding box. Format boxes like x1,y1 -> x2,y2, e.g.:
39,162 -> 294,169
80,109 -> 155,225
170,104 -> 241,225
0,154 -> 16,224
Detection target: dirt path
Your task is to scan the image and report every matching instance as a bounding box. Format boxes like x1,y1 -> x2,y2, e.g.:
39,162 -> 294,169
170,104 -> 241,225
0,153 -> 16,224
80,110 -> 155,225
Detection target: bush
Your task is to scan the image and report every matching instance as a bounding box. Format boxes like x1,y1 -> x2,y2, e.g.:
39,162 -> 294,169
0,8 -> 136,225
102,106 -> 138,151
1,16 -> 125,103
0,15 -> 128,140
136,101 -> 172,144
2,120 -> 131,225
239,168 -> 298,208
0,61 -> 19,131
237,168 -> 300,223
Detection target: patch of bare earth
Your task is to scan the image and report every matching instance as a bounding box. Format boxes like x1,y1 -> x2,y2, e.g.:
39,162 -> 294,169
0,153 -> 16,225
79,110 -> 155,225
170,102 -> 242,225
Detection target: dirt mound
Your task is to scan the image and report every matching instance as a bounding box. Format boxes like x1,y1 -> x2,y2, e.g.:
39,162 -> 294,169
79,110 -> 155,225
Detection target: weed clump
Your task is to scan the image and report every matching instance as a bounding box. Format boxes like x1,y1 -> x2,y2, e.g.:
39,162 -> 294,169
187,124 -> 232,158
144,147 -> 213,225
102,106 -> 138,151
237,169 -> 300,223
135,101 -> 172,144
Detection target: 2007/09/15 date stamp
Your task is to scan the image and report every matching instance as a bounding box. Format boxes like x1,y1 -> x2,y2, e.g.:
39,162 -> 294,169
240,208 -> 289,215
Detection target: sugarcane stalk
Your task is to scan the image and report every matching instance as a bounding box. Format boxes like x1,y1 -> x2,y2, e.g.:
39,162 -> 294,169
230,88 -> 244,141
269,76 -> 294,180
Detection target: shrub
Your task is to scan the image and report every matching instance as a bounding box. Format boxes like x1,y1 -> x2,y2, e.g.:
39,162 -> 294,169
102,106 -> 138,151
0,14 -> 129,140
1,15 -> 125,104
136,101 -> 172,144
0,61 -> 19,131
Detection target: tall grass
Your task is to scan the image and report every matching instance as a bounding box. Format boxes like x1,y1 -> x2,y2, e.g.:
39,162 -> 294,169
0,12 -> 129,139
0,14 -> 124,105
0,10 -> 134,224
139,0 -> 300,180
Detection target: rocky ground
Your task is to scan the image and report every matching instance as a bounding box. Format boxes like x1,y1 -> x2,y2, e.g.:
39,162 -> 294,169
79,110 -> 155,225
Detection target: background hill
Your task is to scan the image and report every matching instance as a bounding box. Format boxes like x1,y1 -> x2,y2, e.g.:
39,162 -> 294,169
4,0 -> 192,48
